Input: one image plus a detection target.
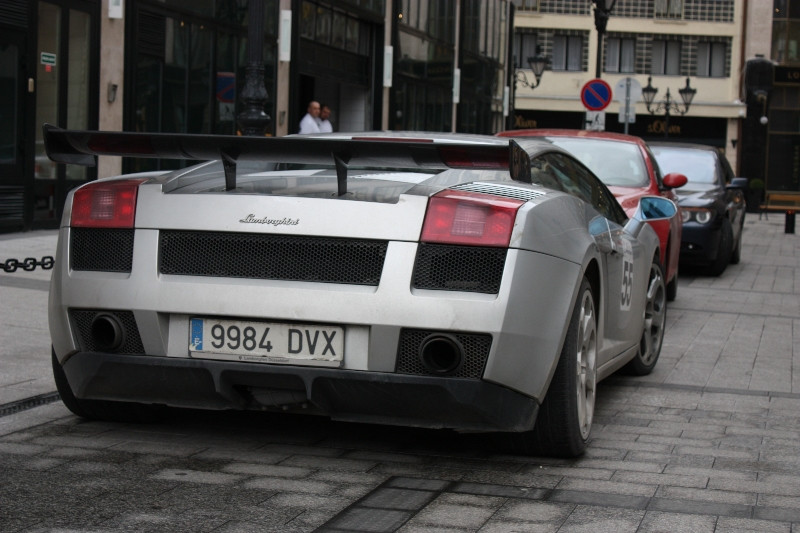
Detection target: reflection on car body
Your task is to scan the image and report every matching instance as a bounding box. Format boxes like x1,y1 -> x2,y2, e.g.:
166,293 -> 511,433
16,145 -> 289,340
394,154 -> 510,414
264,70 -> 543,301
45,126 -> 677,457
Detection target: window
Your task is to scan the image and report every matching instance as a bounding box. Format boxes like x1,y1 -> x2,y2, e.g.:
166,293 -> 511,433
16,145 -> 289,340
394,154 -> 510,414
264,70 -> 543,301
552,35 -> 582,72
654,0 -> 683,19
696,42 -> 726,77
605,38 -> 635,73
511,0 -> 540,11
513,32 -> 537,69
651,40 -> 680,75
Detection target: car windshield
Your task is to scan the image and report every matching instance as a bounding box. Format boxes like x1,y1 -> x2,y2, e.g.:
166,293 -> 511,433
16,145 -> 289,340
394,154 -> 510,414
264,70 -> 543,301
547,138 -> 649,187
651,148 -> 717,184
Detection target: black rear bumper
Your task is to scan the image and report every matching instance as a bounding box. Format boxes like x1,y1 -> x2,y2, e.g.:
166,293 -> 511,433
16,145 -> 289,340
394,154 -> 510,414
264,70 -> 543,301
60,352 -> 540,433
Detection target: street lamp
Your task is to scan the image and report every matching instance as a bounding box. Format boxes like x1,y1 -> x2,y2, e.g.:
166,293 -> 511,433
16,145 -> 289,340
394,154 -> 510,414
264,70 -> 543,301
515,46 -> 550,89
641,76 -> 696,138
591,0 -> 617,78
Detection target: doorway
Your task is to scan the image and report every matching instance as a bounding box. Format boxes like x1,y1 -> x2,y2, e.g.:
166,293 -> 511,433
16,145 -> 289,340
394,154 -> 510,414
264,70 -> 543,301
0,29 -> 27,230
32,0 -> 98,228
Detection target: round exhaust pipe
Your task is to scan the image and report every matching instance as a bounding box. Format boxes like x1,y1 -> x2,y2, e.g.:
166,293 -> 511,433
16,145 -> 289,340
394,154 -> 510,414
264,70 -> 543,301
418,334 -> 464,375
90,313 -> 126,352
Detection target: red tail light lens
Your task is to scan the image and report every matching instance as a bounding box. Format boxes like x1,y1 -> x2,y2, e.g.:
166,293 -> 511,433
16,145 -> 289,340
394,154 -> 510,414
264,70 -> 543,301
71,179 -> 146,228
421,190 -> 523,247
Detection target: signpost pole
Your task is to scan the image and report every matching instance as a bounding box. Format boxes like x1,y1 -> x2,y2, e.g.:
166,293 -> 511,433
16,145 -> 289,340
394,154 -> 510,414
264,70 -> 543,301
623,78 -> 630,134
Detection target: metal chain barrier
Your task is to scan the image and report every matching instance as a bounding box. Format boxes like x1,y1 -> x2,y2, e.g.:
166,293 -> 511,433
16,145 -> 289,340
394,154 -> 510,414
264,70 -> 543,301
0,256 -> 55,273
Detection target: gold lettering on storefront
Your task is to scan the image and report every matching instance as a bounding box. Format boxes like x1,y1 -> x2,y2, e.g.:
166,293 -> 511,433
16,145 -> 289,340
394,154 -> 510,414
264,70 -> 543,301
514,115 -> 538,128
647,119 -> 681,136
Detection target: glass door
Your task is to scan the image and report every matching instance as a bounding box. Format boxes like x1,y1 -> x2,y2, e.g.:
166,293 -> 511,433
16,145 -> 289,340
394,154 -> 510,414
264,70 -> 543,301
0,29 -> 27,230
33,1 -> 96,227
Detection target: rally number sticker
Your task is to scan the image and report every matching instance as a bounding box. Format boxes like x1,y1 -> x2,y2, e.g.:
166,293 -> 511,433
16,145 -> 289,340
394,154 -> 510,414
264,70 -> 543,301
620,239 -> 633,311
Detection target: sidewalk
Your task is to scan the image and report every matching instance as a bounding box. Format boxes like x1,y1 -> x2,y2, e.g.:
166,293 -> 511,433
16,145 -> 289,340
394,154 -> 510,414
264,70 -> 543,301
0,230 -> 59,406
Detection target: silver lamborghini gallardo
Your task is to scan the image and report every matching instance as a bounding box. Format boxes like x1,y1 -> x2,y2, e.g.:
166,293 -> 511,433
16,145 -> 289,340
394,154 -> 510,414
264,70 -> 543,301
45,125 -> 676,457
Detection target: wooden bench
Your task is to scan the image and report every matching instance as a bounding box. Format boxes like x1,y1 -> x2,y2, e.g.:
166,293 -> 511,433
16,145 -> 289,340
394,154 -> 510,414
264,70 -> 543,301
759,192 -> 800,233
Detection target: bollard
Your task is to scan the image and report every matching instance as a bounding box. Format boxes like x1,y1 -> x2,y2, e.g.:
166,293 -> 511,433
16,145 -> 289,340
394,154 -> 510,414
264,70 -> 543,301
786,211 -> 796,234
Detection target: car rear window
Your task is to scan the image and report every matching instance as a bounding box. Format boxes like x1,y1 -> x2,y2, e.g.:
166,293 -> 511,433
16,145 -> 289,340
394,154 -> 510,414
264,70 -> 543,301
651,148 -> 717,184
548,138 -> 649,188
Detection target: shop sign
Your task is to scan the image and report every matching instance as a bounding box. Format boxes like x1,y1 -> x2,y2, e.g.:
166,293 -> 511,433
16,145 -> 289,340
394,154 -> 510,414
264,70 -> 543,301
646,119 -> 681,136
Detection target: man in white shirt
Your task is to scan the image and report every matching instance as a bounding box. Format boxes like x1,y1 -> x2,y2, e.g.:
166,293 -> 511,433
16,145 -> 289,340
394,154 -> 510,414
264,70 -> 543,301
298,101 -> 321,134
318,104 -> 333,133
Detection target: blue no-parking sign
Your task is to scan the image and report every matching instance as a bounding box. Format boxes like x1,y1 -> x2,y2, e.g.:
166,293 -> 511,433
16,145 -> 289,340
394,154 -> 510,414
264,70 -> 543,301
581,79 -> 613,111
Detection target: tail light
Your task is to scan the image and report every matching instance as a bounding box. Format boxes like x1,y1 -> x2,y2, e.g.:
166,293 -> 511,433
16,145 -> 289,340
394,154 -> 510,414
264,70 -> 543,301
71,179 -> 146,228
421,190 -> 523,247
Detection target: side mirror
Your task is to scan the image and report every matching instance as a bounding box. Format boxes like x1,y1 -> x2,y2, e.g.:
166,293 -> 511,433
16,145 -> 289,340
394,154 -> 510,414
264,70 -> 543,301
636,196 -> 677,221
728,177 -> 748,189
662,172 -> 688,189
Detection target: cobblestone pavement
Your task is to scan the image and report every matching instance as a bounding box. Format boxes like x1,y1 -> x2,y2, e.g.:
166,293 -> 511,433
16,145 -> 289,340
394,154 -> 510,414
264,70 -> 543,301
0,216 -> 798,532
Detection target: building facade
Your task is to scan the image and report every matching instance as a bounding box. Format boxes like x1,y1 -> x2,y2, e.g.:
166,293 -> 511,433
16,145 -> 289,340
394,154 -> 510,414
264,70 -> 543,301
740,0 -> 800,199
0,0 -> 511,233
509,0 -> 745,170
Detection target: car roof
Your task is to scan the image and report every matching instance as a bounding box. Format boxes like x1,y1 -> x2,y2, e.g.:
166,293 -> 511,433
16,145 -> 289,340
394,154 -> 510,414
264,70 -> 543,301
648,141 -> 720,153
498,129 -> 645,146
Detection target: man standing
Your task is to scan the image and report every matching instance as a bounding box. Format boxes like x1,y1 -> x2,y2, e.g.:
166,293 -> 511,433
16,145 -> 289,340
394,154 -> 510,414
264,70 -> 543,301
299,101 -> 321,134
318,104 -> 333,133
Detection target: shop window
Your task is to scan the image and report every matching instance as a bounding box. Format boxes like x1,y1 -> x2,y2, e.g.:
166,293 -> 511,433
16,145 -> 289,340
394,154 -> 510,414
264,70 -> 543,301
651,40 -> 681,75
696,42 -> 726,77
605,38 -> 635,73
300,1 -> 370,56
552,35 -> 582,72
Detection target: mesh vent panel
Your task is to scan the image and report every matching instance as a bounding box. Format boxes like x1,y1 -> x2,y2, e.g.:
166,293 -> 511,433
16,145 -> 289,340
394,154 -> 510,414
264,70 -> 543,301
159,231 -> 388,285
71,228 -> 134,272
396,329 -> 491,379
69,309 -> 145,355
413,243 -> 506,293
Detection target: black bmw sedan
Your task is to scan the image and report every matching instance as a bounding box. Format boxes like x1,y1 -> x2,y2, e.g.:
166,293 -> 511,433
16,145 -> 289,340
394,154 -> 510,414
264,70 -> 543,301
650,143 -> 747,276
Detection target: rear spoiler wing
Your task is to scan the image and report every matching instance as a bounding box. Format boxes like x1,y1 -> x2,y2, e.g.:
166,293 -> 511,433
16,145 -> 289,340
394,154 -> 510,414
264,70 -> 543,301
43,124 -> 534,193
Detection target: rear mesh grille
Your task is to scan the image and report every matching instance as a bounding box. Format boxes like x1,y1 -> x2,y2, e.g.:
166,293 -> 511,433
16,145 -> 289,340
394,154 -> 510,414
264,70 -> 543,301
71,228 -> 134,272
69,309 -> 145,355
413,243 -> 506,294
396,329 -> 491,379
159,231 -> 388,285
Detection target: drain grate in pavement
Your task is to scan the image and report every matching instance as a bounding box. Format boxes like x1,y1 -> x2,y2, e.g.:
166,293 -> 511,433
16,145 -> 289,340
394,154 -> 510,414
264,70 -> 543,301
0,391 -> 61,418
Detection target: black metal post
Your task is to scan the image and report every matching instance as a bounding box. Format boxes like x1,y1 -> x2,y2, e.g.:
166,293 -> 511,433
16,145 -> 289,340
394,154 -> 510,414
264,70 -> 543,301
237,0 -> 270,136
663,89 -> 671,138
592,0 -> 615,79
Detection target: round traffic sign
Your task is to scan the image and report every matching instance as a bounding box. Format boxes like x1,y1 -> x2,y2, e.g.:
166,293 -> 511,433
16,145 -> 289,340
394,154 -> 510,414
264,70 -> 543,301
581,79 -> 613,111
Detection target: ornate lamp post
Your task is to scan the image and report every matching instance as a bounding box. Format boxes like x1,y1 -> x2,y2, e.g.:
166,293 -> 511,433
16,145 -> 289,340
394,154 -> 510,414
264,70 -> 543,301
237,0 -> 271,137
515,46 -> 550,89
591,0 -> 617,78
641,76 -> 696,138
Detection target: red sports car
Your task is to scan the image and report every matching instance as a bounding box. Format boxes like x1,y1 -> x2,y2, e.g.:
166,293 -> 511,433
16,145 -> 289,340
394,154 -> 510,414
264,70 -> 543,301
498,130 -> 687,300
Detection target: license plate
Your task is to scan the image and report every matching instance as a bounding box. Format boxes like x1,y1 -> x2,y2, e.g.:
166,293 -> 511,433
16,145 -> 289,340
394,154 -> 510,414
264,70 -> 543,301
189,318 -> 344,365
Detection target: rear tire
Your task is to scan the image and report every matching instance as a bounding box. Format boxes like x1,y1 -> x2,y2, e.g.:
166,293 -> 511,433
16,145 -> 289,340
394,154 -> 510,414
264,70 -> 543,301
506,277 -> 597,457
624,260 -> 666,376
52,348 -> 163,423
707,218 -> 733,276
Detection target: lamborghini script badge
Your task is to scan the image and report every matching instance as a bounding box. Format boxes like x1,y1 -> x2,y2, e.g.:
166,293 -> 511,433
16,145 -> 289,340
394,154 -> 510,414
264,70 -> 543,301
239,214 -> 300,226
